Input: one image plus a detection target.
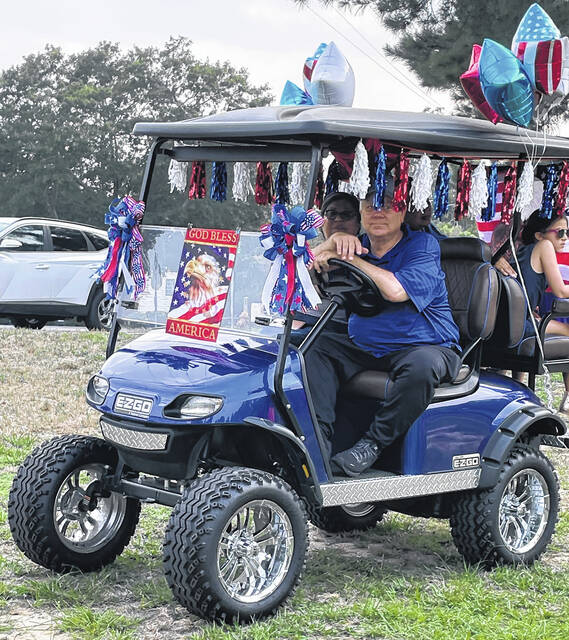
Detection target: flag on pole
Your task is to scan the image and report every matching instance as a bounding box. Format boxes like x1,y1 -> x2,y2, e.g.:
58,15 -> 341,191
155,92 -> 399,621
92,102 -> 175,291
166,228 -> 240,342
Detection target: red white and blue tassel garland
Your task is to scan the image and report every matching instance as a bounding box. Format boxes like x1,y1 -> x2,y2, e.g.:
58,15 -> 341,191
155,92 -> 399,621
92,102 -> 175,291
541,163 -> 559,219
556,161 -> 569,215
210,162 -> 227,202
259,204 -> 324,314
188,161 -> 206,200
516,162 -> 535,220
348,140 -> 370,199
410,154 -> 432,213
469,161 -> 488,218
168,159 -> 187,193
232,162 -> 254,202
255,162 -> 273,205
97,196 -> 146,300
482,162 -> 498,222
454,160 -> 471,221
501,163 -> 517,225
372,146 -> 387,210
275,162 -> 290,205
324,160 -> 341,198
393,150 -> 410,213
433,159 -> 450,220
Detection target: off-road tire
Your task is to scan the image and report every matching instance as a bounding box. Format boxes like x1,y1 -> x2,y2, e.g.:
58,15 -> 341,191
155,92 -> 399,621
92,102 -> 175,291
163,466 -> 308,623
85,289 -> 113,331
10,317 -> 47,329
307,502 -> 387,533
450,445 -> 559,567
9,435 -> 140,572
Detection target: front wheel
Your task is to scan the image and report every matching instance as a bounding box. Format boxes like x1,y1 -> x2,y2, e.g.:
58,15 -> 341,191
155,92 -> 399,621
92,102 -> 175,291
8,435 -> 140,572
450,445 -> 559,567
308,502 -> 387,533
163,467 -> 308,623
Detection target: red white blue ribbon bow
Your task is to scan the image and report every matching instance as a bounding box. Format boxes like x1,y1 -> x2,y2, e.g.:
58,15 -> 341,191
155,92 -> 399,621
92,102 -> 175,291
260,204 -> 324,314
97,196 -> 146,300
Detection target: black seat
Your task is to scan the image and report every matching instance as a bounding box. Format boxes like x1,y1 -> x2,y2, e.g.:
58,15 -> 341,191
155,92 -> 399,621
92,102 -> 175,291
482,274 -> 569,388
344,237 -> 500,402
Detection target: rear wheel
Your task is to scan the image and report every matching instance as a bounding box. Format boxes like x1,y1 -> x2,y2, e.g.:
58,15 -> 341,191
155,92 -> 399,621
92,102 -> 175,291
308,502 -> 386,533
10,317 -> 47,329
163,467 -> 308,623
8,435 -> 140,572
450,445 -> 559,567
85,289 -> 113,331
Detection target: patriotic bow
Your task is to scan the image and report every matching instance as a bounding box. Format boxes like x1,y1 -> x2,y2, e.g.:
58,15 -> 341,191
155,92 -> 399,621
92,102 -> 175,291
97,196 -> 146,300
260,204 -> 324,314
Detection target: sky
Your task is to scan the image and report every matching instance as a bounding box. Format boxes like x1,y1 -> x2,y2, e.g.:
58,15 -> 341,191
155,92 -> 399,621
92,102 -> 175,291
0,0 -> 451,114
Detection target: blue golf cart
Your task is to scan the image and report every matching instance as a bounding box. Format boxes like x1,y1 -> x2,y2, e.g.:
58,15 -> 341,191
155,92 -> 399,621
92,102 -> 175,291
9,106 -> 569,623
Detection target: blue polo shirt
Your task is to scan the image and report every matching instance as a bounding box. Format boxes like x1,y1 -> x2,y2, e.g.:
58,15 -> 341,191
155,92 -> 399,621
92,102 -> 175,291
348,229 -> 460,358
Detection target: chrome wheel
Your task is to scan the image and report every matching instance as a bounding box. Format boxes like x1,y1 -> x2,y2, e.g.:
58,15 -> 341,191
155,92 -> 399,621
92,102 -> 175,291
97,297 -> 114,330
54,463 -> 127,553
499,468 -> 550,554
341,502 -> 376,518
217,499 -> 294,604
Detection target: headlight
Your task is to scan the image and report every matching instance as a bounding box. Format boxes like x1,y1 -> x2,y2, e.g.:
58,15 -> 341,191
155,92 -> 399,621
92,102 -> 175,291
164,395 -> 223,419
87,375 -> 109,404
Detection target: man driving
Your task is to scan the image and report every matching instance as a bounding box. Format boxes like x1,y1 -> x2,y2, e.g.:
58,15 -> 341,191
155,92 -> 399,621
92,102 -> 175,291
306,178 -> 461,477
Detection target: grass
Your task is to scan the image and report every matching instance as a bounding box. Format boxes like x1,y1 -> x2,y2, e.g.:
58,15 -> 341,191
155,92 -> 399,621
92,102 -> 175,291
0,330 -> 568,640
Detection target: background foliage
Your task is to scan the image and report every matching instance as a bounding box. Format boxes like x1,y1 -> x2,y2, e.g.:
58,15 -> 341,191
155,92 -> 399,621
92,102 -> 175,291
0,37 -> 273,230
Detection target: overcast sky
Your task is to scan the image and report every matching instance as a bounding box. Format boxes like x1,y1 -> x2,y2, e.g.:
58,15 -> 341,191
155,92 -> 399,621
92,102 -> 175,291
1,0 -> 450,114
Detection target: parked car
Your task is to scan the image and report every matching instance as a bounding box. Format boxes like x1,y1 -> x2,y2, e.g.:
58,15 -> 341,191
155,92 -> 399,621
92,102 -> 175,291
0,217 -> 110,330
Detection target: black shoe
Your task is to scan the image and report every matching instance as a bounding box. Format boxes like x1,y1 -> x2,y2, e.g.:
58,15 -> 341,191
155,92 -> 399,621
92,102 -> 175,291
331,437 -> 381,477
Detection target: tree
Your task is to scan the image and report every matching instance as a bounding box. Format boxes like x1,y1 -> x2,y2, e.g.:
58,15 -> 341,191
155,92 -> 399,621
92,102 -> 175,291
301,1 -> 569,122
0,38 -> 273,229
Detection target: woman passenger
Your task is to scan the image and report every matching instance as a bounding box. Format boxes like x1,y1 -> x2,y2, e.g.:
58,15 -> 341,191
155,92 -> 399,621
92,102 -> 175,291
515,210 -> 569,412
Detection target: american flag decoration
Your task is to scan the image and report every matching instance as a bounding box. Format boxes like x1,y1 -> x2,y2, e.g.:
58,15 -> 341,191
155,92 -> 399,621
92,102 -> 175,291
260,204 -> 323,315
476,167 -> 508,243
166,228 -> 240,343
512,4 -> 569,96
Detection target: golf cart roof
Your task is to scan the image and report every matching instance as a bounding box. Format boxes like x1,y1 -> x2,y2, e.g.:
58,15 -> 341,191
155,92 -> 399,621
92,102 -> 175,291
133,105 -> 569,160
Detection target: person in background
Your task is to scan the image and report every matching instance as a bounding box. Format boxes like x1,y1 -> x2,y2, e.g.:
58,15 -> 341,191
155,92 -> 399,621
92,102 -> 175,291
515,210 -> 569,412
291,192 -> 360,342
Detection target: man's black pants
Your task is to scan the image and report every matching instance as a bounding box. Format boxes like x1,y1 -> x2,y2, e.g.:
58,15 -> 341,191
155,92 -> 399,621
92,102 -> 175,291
304,331 -> 461,453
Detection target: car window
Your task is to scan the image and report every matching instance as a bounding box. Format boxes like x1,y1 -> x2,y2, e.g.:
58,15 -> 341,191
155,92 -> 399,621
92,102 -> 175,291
50,226 -> 88,252
85,231 -> 109,251
0,225 -> 44,251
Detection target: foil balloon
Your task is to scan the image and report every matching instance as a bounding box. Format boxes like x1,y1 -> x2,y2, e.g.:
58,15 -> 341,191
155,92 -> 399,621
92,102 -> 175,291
303,42 -> 327,98
513,35 -> 569,97
512,3 -> 560,52
309,42 -> 355,107
460,44 -> 504,124
479,39 -> 535,128
280,80 -> 313,106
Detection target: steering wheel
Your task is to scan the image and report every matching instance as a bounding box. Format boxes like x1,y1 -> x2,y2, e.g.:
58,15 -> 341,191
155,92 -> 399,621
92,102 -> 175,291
316,258 -> 387,317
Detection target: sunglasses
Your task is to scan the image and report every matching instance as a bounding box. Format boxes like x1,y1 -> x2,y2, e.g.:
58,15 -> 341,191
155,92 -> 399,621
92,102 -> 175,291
324,210 -> 358,221
545,228 -> 568,239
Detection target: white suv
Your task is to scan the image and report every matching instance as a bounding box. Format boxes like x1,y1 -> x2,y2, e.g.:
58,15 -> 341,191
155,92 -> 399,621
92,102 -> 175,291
0,218 -> 111,330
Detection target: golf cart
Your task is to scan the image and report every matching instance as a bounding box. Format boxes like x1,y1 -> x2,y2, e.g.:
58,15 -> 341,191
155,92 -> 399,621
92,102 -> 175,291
9,106 -> 569,623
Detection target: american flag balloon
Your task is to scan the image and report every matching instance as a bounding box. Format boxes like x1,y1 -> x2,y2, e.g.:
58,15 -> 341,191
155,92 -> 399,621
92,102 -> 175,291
512,4 -> 561,49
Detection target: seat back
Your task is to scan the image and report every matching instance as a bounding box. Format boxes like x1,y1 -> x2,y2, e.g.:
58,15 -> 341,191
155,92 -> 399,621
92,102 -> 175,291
439,238 -> 500,346
485,275 -> 526,350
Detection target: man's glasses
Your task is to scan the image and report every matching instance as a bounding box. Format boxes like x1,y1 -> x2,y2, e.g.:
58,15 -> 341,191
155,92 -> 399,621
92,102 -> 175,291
324,209 -> 357,221
545,228 -> 568,239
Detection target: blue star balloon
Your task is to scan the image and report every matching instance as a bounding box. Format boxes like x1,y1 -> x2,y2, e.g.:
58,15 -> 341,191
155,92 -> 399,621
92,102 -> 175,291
512,3 -> 560,51
479,39 -> 535,128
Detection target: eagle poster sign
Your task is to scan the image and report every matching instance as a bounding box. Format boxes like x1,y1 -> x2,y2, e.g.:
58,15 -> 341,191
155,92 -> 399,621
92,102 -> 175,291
166,228 -> 240,342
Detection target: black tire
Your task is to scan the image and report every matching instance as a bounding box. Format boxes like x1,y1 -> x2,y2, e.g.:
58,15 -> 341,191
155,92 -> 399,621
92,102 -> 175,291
450,445 -> 559,568
84,289 -> 113,331
8,435 -> 140,572
308,502 -> 387,533
163,466 -> 308,623
10,317 -> 47,329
